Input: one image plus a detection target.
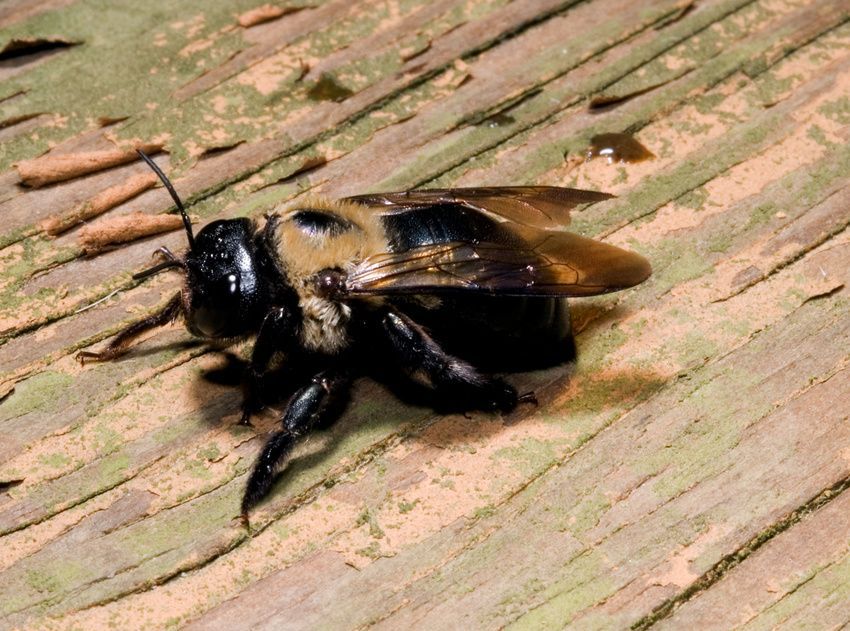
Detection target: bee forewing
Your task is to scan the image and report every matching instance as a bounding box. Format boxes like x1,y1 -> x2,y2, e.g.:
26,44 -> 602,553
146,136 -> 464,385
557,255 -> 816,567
346,186 -> 614,230
346,227 -> 651,297
517,227 -> 652,294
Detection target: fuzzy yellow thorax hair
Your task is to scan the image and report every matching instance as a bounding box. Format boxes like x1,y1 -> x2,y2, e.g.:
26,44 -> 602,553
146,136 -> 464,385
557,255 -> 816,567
272,196 -> 387,280
271,196 -> 388,353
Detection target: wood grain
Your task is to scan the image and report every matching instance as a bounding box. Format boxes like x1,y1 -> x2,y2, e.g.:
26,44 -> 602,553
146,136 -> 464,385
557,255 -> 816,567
1,0 -> 849,629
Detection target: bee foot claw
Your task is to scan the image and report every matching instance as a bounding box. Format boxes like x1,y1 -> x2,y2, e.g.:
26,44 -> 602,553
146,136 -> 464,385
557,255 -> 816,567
240,512 -> 252,532
76,351 -> 100,365
238,402 -> 261,427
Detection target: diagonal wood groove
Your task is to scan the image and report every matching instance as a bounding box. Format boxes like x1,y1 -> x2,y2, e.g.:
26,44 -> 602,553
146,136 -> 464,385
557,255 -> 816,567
633,471 -> 850,630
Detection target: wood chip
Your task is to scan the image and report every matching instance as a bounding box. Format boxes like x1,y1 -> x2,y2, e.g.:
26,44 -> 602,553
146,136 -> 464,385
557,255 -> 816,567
15,143 -> 163,187
39,172 -> 159,235
78,212 -> 182,253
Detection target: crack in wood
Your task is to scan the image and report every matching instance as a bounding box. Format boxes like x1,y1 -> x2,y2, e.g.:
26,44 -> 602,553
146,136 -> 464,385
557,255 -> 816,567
632,474 -> 850,630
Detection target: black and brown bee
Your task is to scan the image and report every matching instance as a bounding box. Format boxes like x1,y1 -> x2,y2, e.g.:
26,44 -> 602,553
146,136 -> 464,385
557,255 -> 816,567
80,151 -> 651,519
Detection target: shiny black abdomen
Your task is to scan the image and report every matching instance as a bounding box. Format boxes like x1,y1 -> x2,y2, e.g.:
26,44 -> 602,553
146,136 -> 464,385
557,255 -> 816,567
380,205 -> 574,369
381,203 -> 523,250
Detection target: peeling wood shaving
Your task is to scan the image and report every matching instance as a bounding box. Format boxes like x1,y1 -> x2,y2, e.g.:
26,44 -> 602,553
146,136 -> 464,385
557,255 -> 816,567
15,143 -> 163,188
0,479 -> 24,493
0,89 -> 27,106
96,115 -> 129,127
400,41 -> 431,62
433,60 -> 472,90
290,154 -> 326,176
0,37 -> 78,60
78,212 -> 183,254
39,172 -> 159,235
236,4 -> 302,28
199,141 -> 245,159
801,281 -> 845,303
653,1 -> 696,30
259,154 -> 327,190
399,61 -> 427,76
589,71 -> 692,109
0,111 -> 42,130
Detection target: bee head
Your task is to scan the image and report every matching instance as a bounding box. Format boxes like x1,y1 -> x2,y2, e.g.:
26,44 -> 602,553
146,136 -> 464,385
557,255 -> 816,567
133,150 -> 284,339
182,218 -> 272,338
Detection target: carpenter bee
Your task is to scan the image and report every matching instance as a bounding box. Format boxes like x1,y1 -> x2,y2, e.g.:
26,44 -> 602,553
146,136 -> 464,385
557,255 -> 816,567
80,151 -> 651,518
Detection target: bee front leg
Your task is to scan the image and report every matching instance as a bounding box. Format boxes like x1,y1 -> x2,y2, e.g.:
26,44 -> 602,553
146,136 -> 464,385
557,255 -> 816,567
77,293 -> 182,363
241,370 -> 349,519
241,305 -> 300,426
380,309 -> 520,412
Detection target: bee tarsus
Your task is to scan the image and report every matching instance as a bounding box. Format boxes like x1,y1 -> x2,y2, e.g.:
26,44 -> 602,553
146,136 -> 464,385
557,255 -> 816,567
76,292 -> 182,364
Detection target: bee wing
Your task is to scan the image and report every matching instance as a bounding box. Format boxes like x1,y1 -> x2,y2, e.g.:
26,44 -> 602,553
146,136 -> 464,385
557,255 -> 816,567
345,226 -> 651,297
345,186 -> 613,230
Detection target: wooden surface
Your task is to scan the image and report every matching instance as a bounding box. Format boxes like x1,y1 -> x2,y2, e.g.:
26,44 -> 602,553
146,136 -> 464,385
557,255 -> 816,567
1,0 -> 849,629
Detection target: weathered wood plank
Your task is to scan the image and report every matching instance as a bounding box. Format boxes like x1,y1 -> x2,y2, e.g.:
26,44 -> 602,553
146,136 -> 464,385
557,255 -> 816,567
0,0 -> 848,629
657,487 -> 850,629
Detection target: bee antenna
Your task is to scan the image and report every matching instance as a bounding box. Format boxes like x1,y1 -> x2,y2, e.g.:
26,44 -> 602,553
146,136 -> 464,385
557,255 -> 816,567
132,259 -> 184,281
136,149 -> 195,249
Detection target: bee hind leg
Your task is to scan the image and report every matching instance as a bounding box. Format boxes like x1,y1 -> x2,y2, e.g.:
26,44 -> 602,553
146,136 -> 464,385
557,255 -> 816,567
76,293 -> 182,364
380,309 -> 518,412
241,369 -> 349,519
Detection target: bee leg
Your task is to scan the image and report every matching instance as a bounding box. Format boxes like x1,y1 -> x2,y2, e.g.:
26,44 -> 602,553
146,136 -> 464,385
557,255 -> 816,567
76,293 -> 182,364
240,305 -> 300,426
380,309 -> 518,412
241,370 -> 349,518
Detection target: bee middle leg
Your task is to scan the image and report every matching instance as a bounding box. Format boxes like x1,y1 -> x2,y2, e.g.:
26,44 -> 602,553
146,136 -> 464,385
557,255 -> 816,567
379,309 -> 519,412
240,305 -> 300,426
242,369 -> 349,517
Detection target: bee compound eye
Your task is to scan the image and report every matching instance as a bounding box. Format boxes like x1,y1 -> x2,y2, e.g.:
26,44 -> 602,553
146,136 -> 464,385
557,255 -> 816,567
192,304 -> 227,338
